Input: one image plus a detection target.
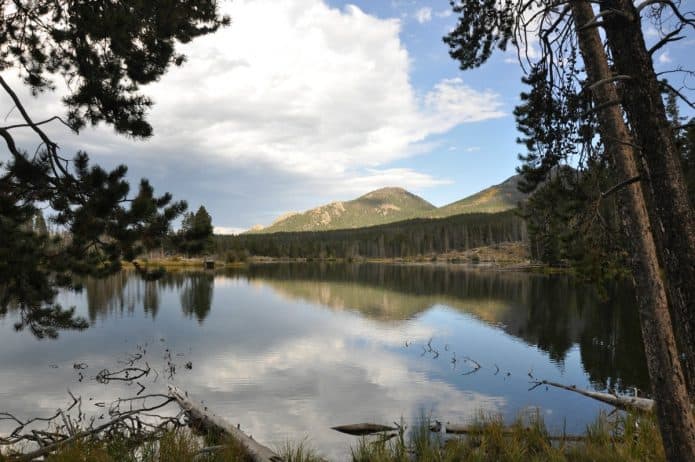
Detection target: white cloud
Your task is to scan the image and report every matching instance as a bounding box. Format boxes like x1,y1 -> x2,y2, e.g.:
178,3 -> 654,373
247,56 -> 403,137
137,0 -> 503,178
465,146 -> 481,152
0,0 -> 506,228
436,9 -> 453,18
214,226 -> 247,235
333,167 -> 452,193
5,0 -> 505,176
658,51 -> 672,64
424,78 -> 504,124
415,7 -> 433,23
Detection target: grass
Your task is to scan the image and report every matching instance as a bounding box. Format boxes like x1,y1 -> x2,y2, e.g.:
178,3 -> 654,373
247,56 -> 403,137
350,411 -> 664,462
277,439 -> 326,462
0,411 -> 665,461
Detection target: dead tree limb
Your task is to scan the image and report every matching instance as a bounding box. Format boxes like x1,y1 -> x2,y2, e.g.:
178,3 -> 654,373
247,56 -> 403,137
168,385 -> 283,462
432,422 -> 590,441
530,380 -> 655,412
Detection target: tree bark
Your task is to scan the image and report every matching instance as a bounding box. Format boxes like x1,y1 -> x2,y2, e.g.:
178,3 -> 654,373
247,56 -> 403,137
600,0 -> 695,398
571,3 -> 695,461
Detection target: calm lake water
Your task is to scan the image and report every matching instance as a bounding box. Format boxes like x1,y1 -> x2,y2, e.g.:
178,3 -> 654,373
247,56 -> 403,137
0,264 -> 648,459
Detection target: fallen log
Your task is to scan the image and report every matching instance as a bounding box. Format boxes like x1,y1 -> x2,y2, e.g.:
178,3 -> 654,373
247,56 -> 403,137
531,380 -> 654,412
433,422 -> 590,442
331,423 -> 398,436
167,385 -> 283,462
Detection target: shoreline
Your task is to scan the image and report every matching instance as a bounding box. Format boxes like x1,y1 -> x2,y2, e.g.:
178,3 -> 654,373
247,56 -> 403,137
126,242 -> 571,274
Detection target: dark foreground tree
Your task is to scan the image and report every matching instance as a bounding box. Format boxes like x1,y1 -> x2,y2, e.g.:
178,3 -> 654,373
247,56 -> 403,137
597,0 -> 695,401
0,1 -> 228,337
445,1 -> 695,459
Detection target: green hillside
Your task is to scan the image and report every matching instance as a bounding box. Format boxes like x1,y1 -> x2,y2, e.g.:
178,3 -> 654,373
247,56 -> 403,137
252,187 -> 436,233
249,175 -> 527,234
429,175 -> 526,217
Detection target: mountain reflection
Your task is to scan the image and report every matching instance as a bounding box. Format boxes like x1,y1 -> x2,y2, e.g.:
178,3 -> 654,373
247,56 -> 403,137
241,263 -> 649,393
73,263 -> 648,392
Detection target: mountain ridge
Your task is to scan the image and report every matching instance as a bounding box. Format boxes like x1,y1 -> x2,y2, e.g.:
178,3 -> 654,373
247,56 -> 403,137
248,174 -> 526,234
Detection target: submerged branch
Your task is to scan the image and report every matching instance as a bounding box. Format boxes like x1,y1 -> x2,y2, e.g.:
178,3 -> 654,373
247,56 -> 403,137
530,380 -> 655,412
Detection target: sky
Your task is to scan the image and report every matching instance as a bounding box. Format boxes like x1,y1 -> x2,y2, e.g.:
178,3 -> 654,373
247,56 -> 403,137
2,0 -> 694,233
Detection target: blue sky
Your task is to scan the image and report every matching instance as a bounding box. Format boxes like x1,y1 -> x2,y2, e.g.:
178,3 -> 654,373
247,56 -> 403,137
2,0 -> 693,233
339,0 -> 527,209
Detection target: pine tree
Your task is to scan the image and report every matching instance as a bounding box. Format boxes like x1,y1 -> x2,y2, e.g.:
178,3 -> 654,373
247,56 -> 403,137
0,1 -> 228,337
444,1 -> 695,457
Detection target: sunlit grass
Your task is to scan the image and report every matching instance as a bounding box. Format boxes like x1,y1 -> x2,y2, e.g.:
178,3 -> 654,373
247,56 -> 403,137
0,411 -> 666,461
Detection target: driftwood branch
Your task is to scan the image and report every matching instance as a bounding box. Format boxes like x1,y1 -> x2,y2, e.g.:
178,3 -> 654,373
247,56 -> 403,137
168,385 -> 283,462
530,380 -> 655,412
331,423 -> 398,436
431,422 -> 591,441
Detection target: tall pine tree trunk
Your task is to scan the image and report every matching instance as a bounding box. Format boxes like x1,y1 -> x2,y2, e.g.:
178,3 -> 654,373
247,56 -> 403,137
572,3 -> 695,460
600,0 -> 695,398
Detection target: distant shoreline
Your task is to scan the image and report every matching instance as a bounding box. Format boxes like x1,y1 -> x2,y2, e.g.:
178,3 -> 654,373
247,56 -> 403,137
124,242 -> 569,274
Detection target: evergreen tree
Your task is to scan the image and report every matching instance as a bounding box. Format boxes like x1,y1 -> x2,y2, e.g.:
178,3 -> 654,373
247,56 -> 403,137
175,206 -> 214,256
0,1 -> 228,337
444,1 -> 695,456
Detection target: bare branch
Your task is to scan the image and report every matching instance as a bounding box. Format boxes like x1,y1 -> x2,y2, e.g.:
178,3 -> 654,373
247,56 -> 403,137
660,80 -> 695,110
637,0 -> 695,29
647,23 -> 686,56
1,115 -> 73,132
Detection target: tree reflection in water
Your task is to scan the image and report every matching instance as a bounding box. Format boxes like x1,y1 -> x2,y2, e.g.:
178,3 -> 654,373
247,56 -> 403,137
179,273 -> 214,323
7,263 -> 647,393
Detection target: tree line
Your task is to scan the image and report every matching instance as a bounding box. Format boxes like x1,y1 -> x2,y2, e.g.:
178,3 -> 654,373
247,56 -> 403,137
213,210 -> 526,261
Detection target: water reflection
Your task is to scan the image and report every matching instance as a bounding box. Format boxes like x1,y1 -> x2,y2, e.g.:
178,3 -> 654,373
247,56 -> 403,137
0,263 -> 649,459
180,273 -> 214,323
72,264 -> 648,393
81,271 -> 214,323
240,264 -> 648,393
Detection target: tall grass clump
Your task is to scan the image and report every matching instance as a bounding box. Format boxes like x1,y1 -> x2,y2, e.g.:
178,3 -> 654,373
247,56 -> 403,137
278,438 -> 325,462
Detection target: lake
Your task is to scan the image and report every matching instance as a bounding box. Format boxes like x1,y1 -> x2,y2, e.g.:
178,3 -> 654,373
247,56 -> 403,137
0,263 -> 648,459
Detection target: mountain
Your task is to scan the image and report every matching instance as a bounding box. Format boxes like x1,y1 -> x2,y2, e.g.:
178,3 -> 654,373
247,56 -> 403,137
429,175 -> 526,217
252,187 -> 436,233
248,174 -> 526,234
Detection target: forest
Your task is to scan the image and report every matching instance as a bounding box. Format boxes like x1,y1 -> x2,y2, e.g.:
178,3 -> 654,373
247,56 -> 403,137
213,210 -> 526,260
